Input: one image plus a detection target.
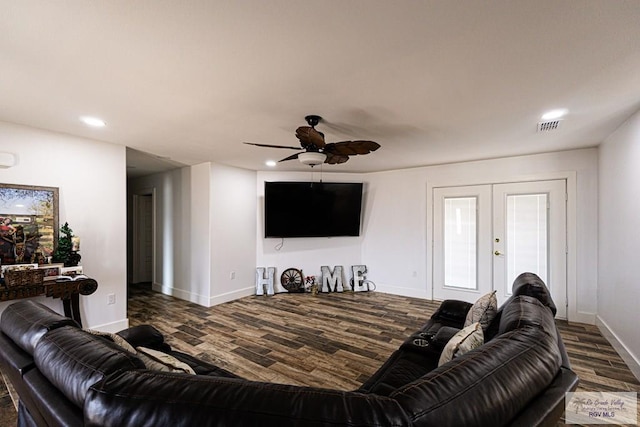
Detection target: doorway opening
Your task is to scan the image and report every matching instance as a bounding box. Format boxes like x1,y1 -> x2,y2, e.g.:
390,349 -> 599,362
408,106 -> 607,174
131,189 -> 155,292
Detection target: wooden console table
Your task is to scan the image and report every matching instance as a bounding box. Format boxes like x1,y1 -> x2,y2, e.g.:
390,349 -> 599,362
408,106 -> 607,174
0,278 -> 98,327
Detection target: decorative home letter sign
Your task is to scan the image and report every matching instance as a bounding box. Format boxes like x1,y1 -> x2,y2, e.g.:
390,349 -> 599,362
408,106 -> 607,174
351,265 -> 367,292
321,265 -> 345,292
255,267 -> 275,296
257,265 -> 371,295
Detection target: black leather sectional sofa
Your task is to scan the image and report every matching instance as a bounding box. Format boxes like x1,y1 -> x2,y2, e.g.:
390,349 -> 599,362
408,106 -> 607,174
0,272 -> 578,426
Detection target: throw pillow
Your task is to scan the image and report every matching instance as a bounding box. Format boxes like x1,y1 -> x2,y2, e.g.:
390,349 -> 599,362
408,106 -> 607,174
438,322 -> 483,366
136,346 -> 196,374
464,290 -> 498,330
85,329 -> 137,354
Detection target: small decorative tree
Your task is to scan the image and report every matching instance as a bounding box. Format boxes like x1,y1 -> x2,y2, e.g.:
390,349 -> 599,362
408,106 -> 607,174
52,222 -> 81,267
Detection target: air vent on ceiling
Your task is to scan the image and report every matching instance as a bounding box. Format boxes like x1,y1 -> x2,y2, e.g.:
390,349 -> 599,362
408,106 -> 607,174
537,119 -> 562,132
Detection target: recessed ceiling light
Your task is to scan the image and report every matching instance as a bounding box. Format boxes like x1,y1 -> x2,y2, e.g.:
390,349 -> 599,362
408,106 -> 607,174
265,160 -> 277,167
541,109 -> 568,121
80,116 -> 106,127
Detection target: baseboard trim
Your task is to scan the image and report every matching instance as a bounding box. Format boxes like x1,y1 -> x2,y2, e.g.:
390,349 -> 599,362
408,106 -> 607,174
152,282 -> 256,307
374,283 -> 429,299
152,282 -> 210,306
573,311 -> 596,325
596,315 -> 640,382
208,286 -> 256,307
90,318 -> 129,333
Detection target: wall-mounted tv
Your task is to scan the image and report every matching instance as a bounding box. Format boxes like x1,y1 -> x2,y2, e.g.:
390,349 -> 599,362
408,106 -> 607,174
264,181 -> 363,238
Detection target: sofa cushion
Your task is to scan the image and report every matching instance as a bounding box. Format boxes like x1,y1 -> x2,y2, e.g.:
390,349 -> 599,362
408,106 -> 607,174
116,324 -> 171,352
430,299 -> 473,327
136,347 -> 195,374
357,348 -> 439,396
0,300 -> 79,355
464,291 -> 497,330
33,326 -> 145,408
438,322 -> 483,366
167,350 -> 241,377
85,329 -> 137,354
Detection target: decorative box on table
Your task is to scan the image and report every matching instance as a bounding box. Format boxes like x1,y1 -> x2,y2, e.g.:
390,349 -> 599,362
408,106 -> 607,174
1,269 -> 45,301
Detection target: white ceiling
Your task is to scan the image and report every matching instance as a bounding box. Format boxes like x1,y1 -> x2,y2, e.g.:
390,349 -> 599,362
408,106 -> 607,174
2,1 -> 640,176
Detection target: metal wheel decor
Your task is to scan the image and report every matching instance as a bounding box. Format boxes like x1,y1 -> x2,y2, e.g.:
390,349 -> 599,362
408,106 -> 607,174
281,268 -> 304,293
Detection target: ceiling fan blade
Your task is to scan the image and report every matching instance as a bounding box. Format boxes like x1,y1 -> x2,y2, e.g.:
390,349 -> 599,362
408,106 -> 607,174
324,140 -> 380,156
278,152 -> 303,162
295,126 -> 325,149
324,153 -> 350,164
244,142 -> 301,150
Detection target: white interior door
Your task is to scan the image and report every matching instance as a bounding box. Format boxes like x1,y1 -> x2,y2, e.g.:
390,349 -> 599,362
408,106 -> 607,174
492,180 -> 566,318
433,180 -> 567,318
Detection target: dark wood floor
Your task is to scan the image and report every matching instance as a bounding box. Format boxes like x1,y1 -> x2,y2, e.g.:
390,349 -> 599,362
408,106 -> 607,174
127,284 -> 640,425
2,284 -> 639,425
128,283 -> 444,389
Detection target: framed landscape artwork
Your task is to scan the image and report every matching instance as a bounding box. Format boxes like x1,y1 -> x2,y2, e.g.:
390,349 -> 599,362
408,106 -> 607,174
0,184 -> 59,266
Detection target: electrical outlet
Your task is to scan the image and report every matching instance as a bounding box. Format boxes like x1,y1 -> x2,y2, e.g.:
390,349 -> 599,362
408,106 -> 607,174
107,293 -> 116,305
230,271 -> 235,280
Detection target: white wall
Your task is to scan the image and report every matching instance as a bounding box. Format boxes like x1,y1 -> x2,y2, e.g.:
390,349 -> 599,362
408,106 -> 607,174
129,162 -> 256,306
598,109 -> 640,378
362,168 -> 430,297
0,121 -> 128,331
190,163 -> 212,304
210,164 -> 257,303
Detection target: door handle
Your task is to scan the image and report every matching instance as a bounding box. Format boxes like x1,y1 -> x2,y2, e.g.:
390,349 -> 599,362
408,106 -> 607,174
494,250 -> 502,256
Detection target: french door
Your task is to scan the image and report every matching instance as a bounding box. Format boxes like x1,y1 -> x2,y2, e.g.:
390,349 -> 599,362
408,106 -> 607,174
433,180 -> 567,318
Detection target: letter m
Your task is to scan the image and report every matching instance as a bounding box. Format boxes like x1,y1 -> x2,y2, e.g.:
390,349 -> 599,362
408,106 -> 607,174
321,265 -> 344,293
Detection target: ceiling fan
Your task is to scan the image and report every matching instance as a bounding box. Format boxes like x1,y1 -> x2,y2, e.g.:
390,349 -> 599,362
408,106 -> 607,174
244,115 -> 381,166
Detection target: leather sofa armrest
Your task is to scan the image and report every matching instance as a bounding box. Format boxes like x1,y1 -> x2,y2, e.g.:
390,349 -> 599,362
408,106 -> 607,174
506,367 -> 579,427
24,368 -> 84,426
116,325 -> 171,352
431,300 -> 473,328
0,332 -> 35,375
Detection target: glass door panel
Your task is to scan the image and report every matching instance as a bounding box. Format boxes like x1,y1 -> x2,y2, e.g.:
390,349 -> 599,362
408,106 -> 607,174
444,197 -> 477,290
433,185 -> 492,301
506,193 -> 548,290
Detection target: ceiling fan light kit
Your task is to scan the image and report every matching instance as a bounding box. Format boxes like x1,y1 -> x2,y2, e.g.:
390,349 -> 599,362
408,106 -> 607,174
298,151 -> 327,166
245,115 -> 380,167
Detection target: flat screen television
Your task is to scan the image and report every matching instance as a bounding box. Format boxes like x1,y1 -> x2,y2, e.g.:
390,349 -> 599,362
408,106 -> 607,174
264,181 -> 363,238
